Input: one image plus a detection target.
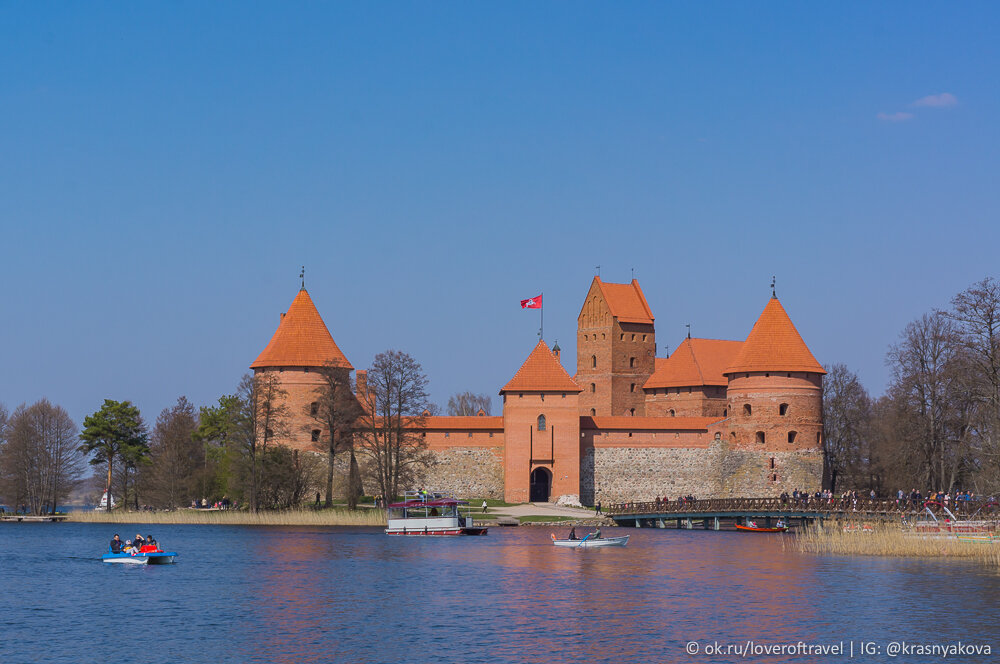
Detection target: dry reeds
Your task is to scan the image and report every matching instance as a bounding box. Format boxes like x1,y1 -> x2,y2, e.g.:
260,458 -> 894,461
792,523 -> 1000,565
68,508 -> 386,527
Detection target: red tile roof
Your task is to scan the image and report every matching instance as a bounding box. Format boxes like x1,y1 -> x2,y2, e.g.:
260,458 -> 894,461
724,297 -> 825,375
581,416 -> 719,431
501,340 -> 582,393
644,338 -> 743,389
595,277 -> 654,325
250,289 -> 353,369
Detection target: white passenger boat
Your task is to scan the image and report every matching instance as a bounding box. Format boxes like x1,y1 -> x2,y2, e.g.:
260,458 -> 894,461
385,491 -> 488,536
551,533 -> 629,548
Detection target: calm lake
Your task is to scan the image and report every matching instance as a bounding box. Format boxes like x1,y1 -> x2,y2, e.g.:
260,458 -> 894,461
2,523 -> 998,663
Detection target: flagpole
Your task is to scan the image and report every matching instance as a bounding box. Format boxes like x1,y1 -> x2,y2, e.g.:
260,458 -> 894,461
540,293 -> 543,341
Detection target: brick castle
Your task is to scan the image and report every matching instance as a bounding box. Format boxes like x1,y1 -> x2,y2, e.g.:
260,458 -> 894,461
251,277 -> 825,504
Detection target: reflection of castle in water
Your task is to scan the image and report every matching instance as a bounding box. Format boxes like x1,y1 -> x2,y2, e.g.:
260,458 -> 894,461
251,277 -> 825,504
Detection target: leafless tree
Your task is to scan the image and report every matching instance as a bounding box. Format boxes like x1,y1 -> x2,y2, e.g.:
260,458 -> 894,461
822,364 -> 875,493
357,350 -> 432,502
884,312 -> 971,492
941,277 -> 1000,491
240,372 -> 290,511
0,399 -> 84,514
145,397 -> 203,508
446,392 -> 492,416
310,362 -> 363,507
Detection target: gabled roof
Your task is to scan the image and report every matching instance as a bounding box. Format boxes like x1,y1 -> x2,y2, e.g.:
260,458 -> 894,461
501,340 -> 582,393
580,277 -> 654,325
644,338 -> 743,389
724,297 -> 825,375
251,288 -> 353,369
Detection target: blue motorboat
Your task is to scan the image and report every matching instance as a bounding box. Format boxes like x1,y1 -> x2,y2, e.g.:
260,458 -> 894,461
101,548 -> 178,565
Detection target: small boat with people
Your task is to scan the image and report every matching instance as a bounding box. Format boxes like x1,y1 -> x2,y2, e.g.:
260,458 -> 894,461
385,490 -> 488,536
102,533 -> 177,564
551,526 -> 628,548
735,519 -> 788,533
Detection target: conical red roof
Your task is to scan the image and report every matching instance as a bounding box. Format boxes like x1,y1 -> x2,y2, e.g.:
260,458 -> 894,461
724,297 -> 825,375
250,289 -> 353,369
501,340 -> 582,393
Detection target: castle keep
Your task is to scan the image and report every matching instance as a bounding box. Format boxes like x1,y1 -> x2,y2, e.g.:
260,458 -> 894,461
251,277 -> 825,504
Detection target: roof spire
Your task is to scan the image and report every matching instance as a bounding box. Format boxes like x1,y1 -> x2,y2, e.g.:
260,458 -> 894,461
595,264 -> 601,277
300,266 -> 306,290
686,323 -> 691,339
770,275 -> 776,298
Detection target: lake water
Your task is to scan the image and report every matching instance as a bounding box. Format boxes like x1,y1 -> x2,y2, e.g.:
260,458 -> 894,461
1,523 -> 998,663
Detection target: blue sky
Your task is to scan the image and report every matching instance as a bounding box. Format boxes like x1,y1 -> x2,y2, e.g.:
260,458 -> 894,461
1,3 -> 997,425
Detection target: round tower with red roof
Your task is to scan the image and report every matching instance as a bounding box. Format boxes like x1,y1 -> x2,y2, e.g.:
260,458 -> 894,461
720,296 -> 825,494
250,287 -> 354,451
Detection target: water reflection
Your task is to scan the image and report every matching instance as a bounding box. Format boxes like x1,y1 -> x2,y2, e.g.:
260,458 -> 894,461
2,524 -> 999,664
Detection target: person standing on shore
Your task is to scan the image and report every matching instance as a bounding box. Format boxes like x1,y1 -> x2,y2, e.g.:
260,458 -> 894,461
482,500 -> 488,513
595,501 -> 602,516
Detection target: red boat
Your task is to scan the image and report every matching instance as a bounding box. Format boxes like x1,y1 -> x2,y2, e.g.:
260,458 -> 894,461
735,520 -> 788,533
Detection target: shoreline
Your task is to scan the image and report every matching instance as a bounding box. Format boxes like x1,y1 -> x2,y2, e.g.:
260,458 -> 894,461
67,508 -> 386,527
791,524 -> 1000,565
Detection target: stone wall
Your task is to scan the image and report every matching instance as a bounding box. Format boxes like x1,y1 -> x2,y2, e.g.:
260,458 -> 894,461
418,447 -> 504,499
581,444 -> 724,504
580,441 -> 823,504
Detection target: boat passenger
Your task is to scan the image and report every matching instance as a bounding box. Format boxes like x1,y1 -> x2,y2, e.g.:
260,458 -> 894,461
109,534 -> 123,554
568,527 -> 577,540
134,534 -> 145,549
591,528 -> 602,540
147,534 -> 157,549
122,539 -> 135,554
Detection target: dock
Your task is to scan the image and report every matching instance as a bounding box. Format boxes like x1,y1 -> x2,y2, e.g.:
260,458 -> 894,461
1,514 -> 69,523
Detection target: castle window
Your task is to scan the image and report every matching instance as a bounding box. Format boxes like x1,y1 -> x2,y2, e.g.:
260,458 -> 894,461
311,429 -> 320,443
310,402 -> 318,416
489,432 -> 493,438
629,408 -> 635,416
620,334 -> 624,340
628,432 -> 633,438
468,432 -> 473,438
669,410 -> 675,417
590,408 -> 596,416
445,432 -> 449,438
642,334 -> 647,341
629,357 -> 635,368
743,404 -> 752,416
788,431 -> 797,444
631,334 -> 635,341
779,403 -> 789,416
583,334 -> 588,341
756,431 -> 765,444
770,457 -> 775,469
540,393 -> 545,402
602,333 -> 606,339
772,474 -> 778,483
590,383 -> 596,393
723,408 -> 727,417
630,383 -> 635,393
537,415 -> 546,431
730,432 -> 736,443
591,355 -> 597,368
817,432 -> 822,444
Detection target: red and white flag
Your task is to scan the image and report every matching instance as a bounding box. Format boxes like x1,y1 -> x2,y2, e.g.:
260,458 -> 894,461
520,294 -> 542,309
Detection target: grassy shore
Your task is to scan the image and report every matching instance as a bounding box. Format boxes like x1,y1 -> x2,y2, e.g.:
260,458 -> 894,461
68,508 -> 386,527
792,524 -> 1000,564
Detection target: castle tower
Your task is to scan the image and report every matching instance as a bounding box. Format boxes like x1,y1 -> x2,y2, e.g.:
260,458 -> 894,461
721,296 -> 825,494
500,340 -> 582,504
643,338 -> 742,418
575,277 -> 655,417
250,287 -> 353,451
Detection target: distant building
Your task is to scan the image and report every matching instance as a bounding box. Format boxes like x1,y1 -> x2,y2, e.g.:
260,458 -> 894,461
251,277 -> 825,504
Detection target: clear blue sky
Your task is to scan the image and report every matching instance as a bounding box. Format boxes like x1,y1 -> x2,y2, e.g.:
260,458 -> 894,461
1,3 -> 997,426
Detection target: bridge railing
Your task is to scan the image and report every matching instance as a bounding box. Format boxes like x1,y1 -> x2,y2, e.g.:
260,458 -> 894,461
606,497 -> 999,518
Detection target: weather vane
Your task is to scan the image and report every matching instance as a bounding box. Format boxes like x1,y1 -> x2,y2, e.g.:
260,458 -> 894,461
300,266 -> 305,289
771,275 -> 776,298
595,265 -> 601,277
686,323 -> 691,339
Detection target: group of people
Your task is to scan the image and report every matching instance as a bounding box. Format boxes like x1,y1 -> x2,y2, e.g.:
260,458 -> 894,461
109,533 -> 160,555
565,526 -> 601,540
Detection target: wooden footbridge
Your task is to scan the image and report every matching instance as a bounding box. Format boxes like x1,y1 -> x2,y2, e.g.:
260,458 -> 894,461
606,497 -> 998,530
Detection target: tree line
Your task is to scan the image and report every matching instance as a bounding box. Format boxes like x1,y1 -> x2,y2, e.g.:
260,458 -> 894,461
0,349 -> 492,513
823,277 -> 1000,497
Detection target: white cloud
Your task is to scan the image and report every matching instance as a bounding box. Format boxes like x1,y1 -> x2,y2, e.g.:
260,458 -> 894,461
912,92 -> 958,108
877,112 -> 914,122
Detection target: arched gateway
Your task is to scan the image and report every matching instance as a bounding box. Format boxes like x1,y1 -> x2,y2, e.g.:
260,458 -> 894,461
529,467 -> 552,503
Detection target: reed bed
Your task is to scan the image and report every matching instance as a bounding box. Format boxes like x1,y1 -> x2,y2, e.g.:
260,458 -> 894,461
792,524 -> 1000,565
68,508 -> 386,527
